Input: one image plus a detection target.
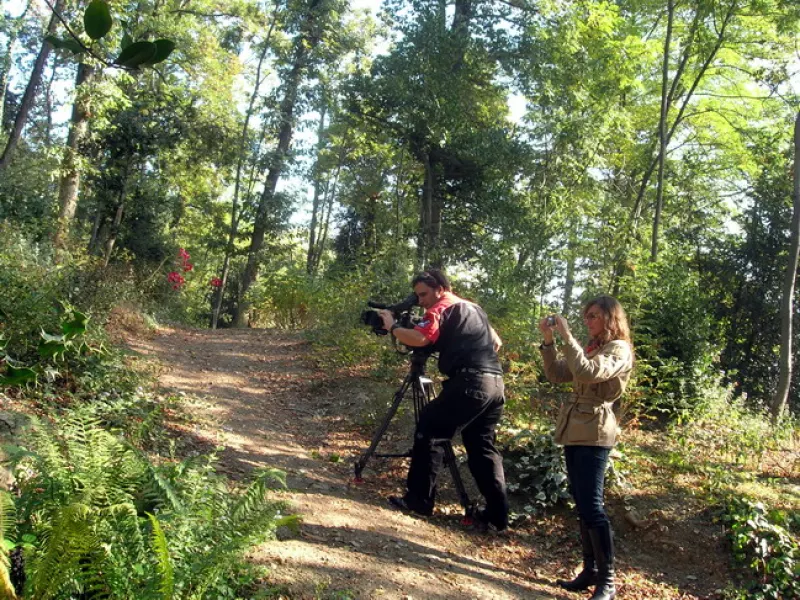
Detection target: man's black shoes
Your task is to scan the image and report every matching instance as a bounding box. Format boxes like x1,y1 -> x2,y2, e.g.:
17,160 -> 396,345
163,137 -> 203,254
387,495 -> 433,517
472,507 -> 509,534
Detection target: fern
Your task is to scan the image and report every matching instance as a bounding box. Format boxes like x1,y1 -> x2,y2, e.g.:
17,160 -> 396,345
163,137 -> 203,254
8,410 -> 293,599
147,513 -> 174,600
0,492 -> 17,600
27,502 -> 98,599
140,460 -> 184,513
183,469 -> 290,597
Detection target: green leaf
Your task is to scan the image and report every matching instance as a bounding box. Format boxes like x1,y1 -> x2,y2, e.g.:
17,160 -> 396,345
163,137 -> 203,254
144,39 -> 176,65
39,332 -> 68,360
61,310 -> 88,339
84,0 -> 113,40
38,340 -> 67,361
121,31 -> 133,50
45,35 -> 84,55
0,366 -> 37,387
114,41 -> 157,69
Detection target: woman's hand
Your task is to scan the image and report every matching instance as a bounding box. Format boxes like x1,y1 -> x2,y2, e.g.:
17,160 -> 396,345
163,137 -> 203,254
553,315 -> 572,340
539,315 -> 572,344
538,316 -> 555,345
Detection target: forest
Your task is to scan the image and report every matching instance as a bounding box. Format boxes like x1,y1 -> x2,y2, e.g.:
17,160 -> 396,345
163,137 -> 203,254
0,0 -> 798,598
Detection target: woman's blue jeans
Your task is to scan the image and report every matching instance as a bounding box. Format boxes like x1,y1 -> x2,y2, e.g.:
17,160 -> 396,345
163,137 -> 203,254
563,445 -> 611,528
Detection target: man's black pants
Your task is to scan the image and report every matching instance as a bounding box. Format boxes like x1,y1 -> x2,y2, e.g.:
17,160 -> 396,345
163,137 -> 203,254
404,371 -> 509,528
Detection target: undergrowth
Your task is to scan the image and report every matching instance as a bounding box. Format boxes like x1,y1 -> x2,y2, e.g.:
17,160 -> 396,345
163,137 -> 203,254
1,411 -> 296,599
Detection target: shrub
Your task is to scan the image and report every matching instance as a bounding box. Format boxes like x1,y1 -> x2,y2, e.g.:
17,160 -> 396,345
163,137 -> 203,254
617,254 -> 722,420
670,380 -> 796,470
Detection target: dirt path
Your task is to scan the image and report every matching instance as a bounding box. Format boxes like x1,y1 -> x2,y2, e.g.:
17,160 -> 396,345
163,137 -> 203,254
127,327 -> 550,599
126,326 -> 731,600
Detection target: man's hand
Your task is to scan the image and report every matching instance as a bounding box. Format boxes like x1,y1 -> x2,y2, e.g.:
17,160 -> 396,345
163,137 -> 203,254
490,326 -> 503,353
379,309 -> 394,331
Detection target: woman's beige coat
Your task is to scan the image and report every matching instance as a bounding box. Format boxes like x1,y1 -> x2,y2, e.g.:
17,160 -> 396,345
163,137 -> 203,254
540,337 -> 633,447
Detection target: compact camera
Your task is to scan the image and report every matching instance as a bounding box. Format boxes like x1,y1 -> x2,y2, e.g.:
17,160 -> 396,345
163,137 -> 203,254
546,315 -> 557,327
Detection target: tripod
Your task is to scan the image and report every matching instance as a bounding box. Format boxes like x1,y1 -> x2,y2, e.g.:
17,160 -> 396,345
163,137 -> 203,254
353,349 -> 474,518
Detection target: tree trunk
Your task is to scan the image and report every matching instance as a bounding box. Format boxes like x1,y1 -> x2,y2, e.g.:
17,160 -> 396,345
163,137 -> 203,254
418,150 -> 435,268
0,0 -> 64,172
88,206 -> 104,253
309,141 -> 346,274
562,230 -> 576,315
235,38 -> 310,327
0,0 -> 34,129
53,62 -> 95,252
652,0 -> 674,261
306,96 -> 328,274
43,54 -> 59,146
771,113 -> 800,419
394,150 -> 405,246
102,162 -> 133,267
103,201 -> 126,268
451,0 -> 472,71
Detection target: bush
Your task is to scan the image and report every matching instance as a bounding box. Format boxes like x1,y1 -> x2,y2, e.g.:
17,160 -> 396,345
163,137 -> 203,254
617,253 -> 722,420
670,380 -> 796,470
0,230 -> 157,361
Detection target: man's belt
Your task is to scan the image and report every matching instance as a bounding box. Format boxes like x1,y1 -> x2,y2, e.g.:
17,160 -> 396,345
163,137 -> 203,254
453,367 -> 502,377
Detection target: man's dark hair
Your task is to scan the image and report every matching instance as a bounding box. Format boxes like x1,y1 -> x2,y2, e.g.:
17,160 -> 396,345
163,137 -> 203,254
412,268 -> 451,291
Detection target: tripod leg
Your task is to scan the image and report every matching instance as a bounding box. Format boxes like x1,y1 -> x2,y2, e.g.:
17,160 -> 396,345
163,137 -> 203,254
354,377 -> 412,479
412,378 -> 473,517
411,378 -> 427,424
443,441 -> 474,518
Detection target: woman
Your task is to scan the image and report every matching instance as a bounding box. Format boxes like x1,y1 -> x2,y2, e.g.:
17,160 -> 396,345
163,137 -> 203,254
538,296 -> 633,600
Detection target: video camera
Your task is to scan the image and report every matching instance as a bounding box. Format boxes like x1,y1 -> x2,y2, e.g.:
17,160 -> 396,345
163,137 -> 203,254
360,293 -> 419,336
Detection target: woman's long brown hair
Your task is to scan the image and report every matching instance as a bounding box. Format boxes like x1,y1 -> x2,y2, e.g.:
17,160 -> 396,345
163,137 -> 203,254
584,295 -> 632,345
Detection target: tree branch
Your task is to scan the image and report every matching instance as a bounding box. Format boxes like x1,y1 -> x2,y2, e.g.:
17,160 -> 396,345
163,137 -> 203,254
40,0 -> 121,70
169,10 -> 241,19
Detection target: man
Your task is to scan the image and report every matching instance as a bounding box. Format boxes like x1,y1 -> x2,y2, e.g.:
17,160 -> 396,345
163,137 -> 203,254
379,269 -> 509,531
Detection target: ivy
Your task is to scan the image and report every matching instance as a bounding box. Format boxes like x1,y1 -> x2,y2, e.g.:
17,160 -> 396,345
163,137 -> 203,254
499,428 -> 571,513
721,497 -> 800,600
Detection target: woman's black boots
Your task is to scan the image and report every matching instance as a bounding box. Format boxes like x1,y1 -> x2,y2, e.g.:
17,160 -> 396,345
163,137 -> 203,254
587,523 -> 616,600
556,519 -> 598,591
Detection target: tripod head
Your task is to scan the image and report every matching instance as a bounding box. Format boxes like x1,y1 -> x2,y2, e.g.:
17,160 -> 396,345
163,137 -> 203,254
407,347 -> 435,376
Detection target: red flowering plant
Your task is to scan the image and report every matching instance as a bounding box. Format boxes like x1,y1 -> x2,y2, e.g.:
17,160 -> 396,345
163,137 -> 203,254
167,248 -> 193,290
210,277 -> 223,288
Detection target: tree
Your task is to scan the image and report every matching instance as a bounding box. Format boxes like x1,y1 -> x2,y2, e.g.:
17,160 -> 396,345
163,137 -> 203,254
48,0 -> 177,251
212,6 -> 279,330
0,0 -> 64,172
53,62 -> 94,250
0,0 -> 34,128
772,113 -> 800,419
235,0 -> 352,327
